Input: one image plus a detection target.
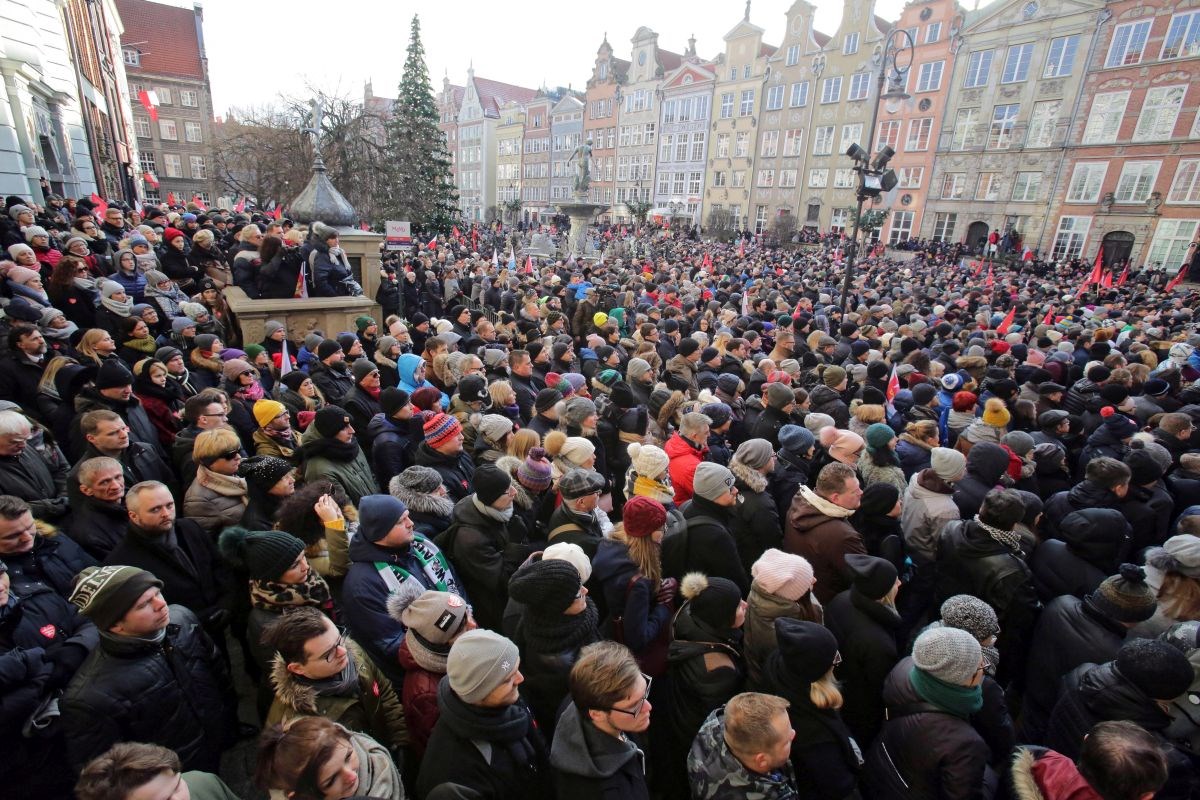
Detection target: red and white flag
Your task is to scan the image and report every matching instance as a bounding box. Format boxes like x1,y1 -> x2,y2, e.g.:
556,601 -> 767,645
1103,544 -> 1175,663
985,264 -> 994,288
427,235 -> 438,250
1116,263 -> 1130,287
89,193 -> 107,218
137,89 -> 159,122
1165,268 -> 1187,292
234,197 -> 246,213
143,172 -> 159,188
885,364 -> 901,402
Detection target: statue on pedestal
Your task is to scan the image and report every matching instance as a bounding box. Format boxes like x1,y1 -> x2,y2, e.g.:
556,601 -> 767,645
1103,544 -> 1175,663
567,138 -> 593,197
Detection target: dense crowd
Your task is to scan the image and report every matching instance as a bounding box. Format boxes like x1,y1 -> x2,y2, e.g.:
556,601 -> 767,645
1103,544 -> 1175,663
2,191 -> 1200,800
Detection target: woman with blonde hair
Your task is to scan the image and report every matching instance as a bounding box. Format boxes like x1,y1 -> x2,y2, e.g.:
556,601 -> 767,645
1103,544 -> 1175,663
486,378 -> 521,424
850,402 -> 886,437
184,427 -> 248,533
712,330 -> 733,356
75,327 -> 119,367
1133,532 -> 1200,637
506,427 -> 541,461
34,355 -> 81,421
897,419 -> 939,478
765,619 -> 861,798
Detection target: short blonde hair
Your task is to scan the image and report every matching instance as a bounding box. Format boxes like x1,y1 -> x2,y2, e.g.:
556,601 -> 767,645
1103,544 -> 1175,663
724,692 -> 791,756
192,427 -> 241,463
507,428 -> 540,461
488,379 -> 516,407
809,669 -> 844,709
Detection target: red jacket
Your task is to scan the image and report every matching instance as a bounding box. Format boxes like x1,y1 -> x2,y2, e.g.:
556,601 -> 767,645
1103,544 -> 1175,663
397,637 -> 443,759
665,432 -> 707,506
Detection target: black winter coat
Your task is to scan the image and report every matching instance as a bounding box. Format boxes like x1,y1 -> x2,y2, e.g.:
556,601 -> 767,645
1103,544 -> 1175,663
3,532 -> 96,600
666,606 -> 744,756
103,521 -> 230,623
749,405 -> 794,451
414,441 -> 476,503
61,605 -> 236,772
824,585 -> 902,747
591,538 -> 671,660
730,474 -> 782,572
769,449 -> 811,517
662,497 -> 750,595
439,496 -> 532,632
1041,480 -> 1124,541
309,361 -> 354,406
952,442 -> 1010,519
66,496 -> 132,559
1028,507 -> 1128,602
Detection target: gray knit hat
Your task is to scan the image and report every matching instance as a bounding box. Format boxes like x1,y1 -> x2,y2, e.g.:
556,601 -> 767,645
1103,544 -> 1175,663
693,462 -> 735,502
1002,431 -> 1035,457
477,414 -> 514,447
930,447 -> 967,483
912,627 -> 982,686
389,465 -> 444,497
627,358 -> 653,381
734,438 -> 774,471
561,396 -> 597,429
939,595 -> 1001,641
387,579 -> 470,662
446,629 -> 521,704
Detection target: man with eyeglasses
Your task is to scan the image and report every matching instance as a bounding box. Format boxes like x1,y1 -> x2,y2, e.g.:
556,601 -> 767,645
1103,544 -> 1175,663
551,641 -> 652,798
62,564 -> 237,772
99,207 -> 129,249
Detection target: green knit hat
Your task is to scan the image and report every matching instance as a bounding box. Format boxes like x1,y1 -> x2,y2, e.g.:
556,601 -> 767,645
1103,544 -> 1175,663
217,527 -> 305,581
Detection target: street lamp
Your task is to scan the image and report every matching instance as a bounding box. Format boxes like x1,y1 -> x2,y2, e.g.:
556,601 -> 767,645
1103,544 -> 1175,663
839,27 -> 914,313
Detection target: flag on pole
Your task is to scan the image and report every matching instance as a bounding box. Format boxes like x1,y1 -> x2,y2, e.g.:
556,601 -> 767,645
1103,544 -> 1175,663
702,252 -> 712,268
89,193 -> 107,219
1165,268 -> 1186,292
971,260 -> 983,276
1042,306 -> 1056,326
137,89 -> 159,122
279,339 -> 292,377
234,197 -> 245,213
272,206 -> 283,221
885,364 -> 901,402
1116,263 -> 1130,287
190,195 -> 206,211
996,306 -> 1016,334
427,235 -> 438,250
524,255 -> 533,275
452,225 -> 460,239
1083,251 -> 1104,287
985,264 -> 994,288
142,172 -> 159,188
1101,269 -> 1113,288
167,192 -> 177,206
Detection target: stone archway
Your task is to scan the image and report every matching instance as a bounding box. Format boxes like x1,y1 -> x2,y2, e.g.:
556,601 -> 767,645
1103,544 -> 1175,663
1101,230 -> 1135,266
966,220 -> 989,253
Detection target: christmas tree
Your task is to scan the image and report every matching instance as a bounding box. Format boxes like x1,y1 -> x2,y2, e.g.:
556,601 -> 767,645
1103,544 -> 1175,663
381,15 -> 459,232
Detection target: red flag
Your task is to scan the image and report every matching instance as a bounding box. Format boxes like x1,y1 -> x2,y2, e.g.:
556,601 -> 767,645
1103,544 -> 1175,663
359,222 -> 369,231
1083,251 -> 1104,287
167,192 -> 177,206
471,227 -> 478,251
234,197 -> 245,213
142,172 -> 159,188
971,260 -> 983,276
702,252 -> 712,268
452,225 -> 460,239
1042,306 -> 1056,326
427,235 -> 437,250
985,264 -> 994,288
1101,269 -> 1113,288
89,193 -> 107,218
996,306 -> 1016,334
272,205 -> 283,221
1165,269 -> 1186,292
738,239 -> 745,258
1116,263 -> 1130,287
885,364 -> 900,402
190,195 -> 207,211
137,89 -> 158,122
524,255 -> 533,275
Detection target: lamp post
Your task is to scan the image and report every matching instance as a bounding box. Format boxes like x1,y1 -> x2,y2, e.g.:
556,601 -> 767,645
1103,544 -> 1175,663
839,28 -> 915,313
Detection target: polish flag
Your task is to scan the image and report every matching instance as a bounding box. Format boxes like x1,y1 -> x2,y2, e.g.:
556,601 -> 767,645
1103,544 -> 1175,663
190,195 -> 207,211
137,89 -> 159,122
985,264 -> 994,288
427,235 -> 438,250
885,364 -> 901,402
143,172 -> 159,188
89,193 -> 107,218
1116,263 -> 1129,287
234,197 -> 245,213
1165,269 -> 1187,292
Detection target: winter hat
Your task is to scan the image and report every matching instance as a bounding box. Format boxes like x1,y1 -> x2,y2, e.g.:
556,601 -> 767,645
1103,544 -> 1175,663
264,320 -> 285,337
1090,564 -> 1158,623
281,370 -> 311,392
1002,431 -> 1035,457
70,566 -> 163,630
778,424 -> 815,455
517,447 -> 553,492
100,280 -> 125,299
357,494 -> 408,543
389,465 -> 443,498
446,629 -> 521,705
244,344 -> 266,361
356,315 -> 377,333
702,402 -> 733,429
535,387 -> 563,414
253,399 -> 288,428
1116,639 -> 1194,700
751,549 -> 815,601
422,412 -> 462,449
941,373 -> 965,392
381,387 -> 411,417
457,375 -> 489,405
95,360 -> 133,390
23,225 -> 49,242
508,558 -> 582,617
952,391 -> 978,412
912,626 -> 983,686
1100,407 -> 1138,439
386,582 -> 470,654
733,439 -> 773,472
237,454 -> 294,493
607,380 -> 634,409
716,374 -> 742,398
622,496 -> 668,539
677,338 -> 700,357
562,396 -> 597,429
314,406 -> 352,438
912,384 -> 938,406
316,339 -> 342,360
864,423 -> 897,453
217,527 -> 304,582
700,346 -> 720,364
939,595 -> 1001,641
181,302 -> 208,321
7,265 -> 40,285
845,554 -> 898,599
1099,384 -> 1130,407
627,358 -> 653,382
170,317 -> 195,335
982,398 -> 1011,427
772,618 -> 839,683
682,572 -> 742,630
558,468 -> 605,500
927,449 -> 965,485
1127,447 -> 1164,485
348,359 -> 376,384
543,541 -> 592,582
156,346 -> 183,364
1144,378 -> 1170,397
477,415 -> 514,448
375,336 -> 399,358
628,442 -> 670,478
162,227 -> 185,244
693,462 -> 735,501
823,365 -> 848,388
765,382 -> 795,410
220,348 -> 247,362
337,333 -> 359,355
473,464 -> 512,506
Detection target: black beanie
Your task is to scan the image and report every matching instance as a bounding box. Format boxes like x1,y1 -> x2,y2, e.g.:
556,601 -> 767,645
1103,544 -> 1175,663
678,338 -> 700,357
610,380 -> 636,409
508,558 -> 581,617
845,554 -> 898,599
237,455 -> 294,493
95,360 -> 133,390
217,527 -> 304,582
473,464 -> 512,506
684,573 -> 742,630
282,370 -> 310,392
317,339 -> 341,360
535,387 -> 563,413
314,405 -> 352,438
862,386 -> 886,406
772,618 -> 839,683
1116,639 -> 1194,700
381,387 -> 411,417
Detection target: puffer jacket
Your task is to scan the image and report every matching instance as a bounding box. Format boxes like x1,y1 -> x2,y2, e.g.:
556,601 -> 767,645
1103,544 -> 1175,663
308,360 -> 354,406
687,706 -> 799,800
1020,594 -> 1129,747
667,604 -> 744,753
439,495 -> 532,632
299,423 -> 378,504
902,469 -> 960,565
825,584 -> 902,748
183,465 -> 248,534
665,432 -> 707,505
769,447 -> 811,517
1044,661 -> 1176,760
265,640 -> 408,753
863,657 -> 990,800
61,605 -> 236,772
413,441 -> 476,503
952,442 -> 1011,519
367,412 -> 422,490
1077,424 -> 1130,477
1,529 -> 95,602
1041,480 -> 1124,541
783,485 -> 865,604
1029,508 -> 1129,602
661,497 -> 750,595
551,701 -> 650,800
808,385 -> 850,429
396,636 -> 443,759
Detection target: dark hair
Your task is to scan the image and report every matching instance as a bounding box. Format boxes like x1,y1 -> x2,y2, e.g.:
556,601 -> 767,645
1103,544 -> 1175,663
0,495 -> 30,521
76,742 -> 181,800
1085,456 -> 1133,490
6,323 -> 38,352
1078,720 -> 1168,800
255,717 -> 351,800
979,488 -> 1025,531
259,607 -> 329,664
183,390 -> 224,424
273,480 -> 351,546
259,234 -> 284,265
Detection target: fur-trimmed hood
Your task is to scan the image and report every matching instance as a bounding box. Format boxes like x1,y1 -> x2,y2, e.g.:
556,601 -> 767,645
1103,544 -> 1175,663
729,457 -> 768,493
269,640 -> 368,715
388,478 -> 455,518
1009,747 -> 1102,800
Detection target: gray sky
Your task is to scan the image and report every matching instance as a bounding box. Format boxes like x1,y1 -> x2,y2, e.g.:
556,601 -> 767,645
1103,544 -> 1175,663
193,0 -> 907,115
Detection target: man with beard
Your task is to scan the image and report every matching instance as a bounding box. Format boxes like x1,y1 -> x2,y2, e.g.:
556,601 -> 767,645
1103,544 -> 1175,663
309,338 -> 354,406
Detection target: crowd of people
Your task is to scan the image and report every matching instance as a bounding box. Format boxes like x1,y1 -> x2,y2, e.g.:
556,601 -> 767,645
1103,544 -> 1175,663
2,190 -> 1200,800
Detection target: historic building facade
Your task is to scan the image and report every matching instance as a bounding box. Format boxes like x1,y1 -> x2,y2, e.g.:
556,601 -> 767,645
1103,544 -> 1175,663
653,42 -> 715,225
550,92 -> 584,205
583,37 -> 626,220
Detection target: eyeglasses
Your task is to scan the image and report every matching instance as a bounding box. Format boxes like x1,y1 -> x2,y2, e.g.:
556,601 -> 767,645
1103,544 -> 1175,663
318,627 -> 349,663
217,449 -> 241,461
607,674 -> 652,717
832,650 -> 843,668
200,411 -> 228,419
240,370 -> 257,378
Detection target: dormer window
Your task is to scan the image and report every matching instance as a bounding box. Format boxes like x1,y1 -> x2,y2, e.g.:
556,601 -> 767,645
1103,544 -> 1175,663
123,48 -> 139,66
599,62 -> 608,80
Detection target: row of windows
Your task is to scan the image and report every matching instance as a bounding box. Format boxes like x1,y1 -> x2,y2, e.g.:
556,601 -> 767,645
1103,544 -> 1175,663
718,90 -> 756,119
138,152 -> 206,180
662,95 -> 711,123
129,84 -> 200,108
1107,11 -> 1200,66
1052,216 -> 1196,268
1082,86 -> 1198,145
1064,158 -> 1200,205
659,132 -> 707,163
938,171 -> 1040,202
618,123 -> 657,147
134,117 -> 203,143
655,171 -> 704,195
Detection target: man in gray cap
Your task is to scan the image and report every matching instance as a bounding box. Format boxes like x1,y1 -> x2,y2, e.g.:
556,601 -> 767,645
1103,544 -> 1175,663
662,462 -> 750,595
546,468 -> 607,559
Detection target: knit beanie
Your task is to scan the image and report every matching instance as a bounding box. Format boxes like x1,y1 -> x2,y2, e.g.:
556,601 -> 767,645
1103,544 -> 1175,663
693,462 -> 735,501
734,438 -> 775,471
535,387 -> 564,414
610,381 -> 636,410
171,317 -> 196,335
912,626 -> 983,687
751,548 -> 815,601
628,442 -> 670,479
1127,448 -> 1164,485
381,387 -> 411,417
627,357 -> 653,382
677,338 -> 700,357
1116,639 -> 1194,700
702,402 -> 732,429
772,618 -> 839,683
1002,431 -> 1035,457
912,383 -> 938,406
931,447 -> 967,482
845,554 -> 898,600
457,375 -> 489,406
357,494 -> 408,543
717,373 -> 743,397
156,346 -> 183,364
264,320 -> 285,337
1100,407 -> 1138,439
543,542 -> 593,582
446,629 -> 521,705
517,447 -> 553,492
765,382 -> 795,410
562,396 -> 597,429
70,566 -> 163,630
386,581 -> 470,651
304,333 -> 324,354
337,333 -> 359,355
314,405 -> 352,438
823,365 -> 847,388
356,315 -> 376,333
316,339 -> 341,360
95,360 -> 134,390
217,527 -> 304,581
681,572 -> 742,630
281,370 -> 310,392
253,399 -> 288,428
864,422 -> 897,453
939,595 -> 1001,641
508,558 -> 582,617
389,465 -> 443,497
982,398 -> 1011,427
236,455 -> 294,494
1090,564 -> 1158,623
778,424 -> 815,455
245,344 -> 266,361
473,464 -> 512,506
411,386 -> 443,412
622,496 -> 668,539
477,414 -> 514,447
422,411 -> 462,449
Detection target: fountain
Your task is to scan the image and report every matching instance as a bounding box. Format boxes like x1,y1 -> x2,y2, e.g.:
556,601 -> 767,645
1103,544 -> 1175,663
557,137 -> 608,261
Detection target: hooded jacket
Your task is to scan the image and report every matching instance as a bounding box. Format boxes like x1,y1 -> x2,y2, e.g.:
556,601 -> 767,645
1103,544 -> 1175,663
952,442 -> 1011,519
667,604 -> 744,753
439,495 -> 532,632
1008,747 -> 1102,800
1041,481 -> 1123,541
1029,509 -> 1127,602
550,701 -> 649,800
299,423 -> 378,505
825,585 -> 902,747
1044,662 -> 1174,760
902,469 -> 960,565
397,353 -> 449,409
807,385 -> 850,429
687,706 -> 799,800
783,485 -> 865,604
665,432 -> 708,506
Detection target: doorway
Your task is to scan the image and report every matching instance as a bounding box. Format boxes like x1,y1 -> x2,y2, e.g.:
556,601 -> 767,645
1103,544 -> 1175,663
1101,230 -> 1135,266
966,221 -> 989,254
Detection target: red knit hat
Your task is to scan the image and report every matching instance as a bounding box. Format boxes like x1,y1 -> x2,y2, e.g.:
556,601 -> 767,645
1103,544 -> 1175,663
163,227 -> 185,243
622,496 -> 668,539
422,411 -> 462,449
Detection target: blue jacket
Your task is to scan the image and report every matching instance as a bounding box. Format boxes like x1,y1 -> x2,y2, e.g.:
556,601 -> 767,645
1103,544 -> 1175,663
311,242 -> 351,297
397,353 -> 448,409
341,533 -> 465,683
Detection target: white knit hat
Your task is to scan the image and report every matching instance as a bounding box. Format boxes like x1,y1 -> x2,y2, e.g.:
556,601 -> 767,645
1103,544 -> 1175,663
627,442 -> 669,479
543,541 -> 592,582
751,549 -> 815,601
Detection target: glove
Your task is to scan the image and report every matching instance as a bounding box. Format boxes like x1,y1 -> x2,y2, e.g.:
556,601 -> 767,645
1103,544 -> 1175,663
43,642 -> 87,689
201,608 -> 230,632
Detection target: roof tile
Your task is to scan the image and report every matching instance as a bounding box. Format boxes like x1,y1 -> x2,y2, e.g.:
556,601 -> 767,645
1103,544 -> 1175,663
114,0 -> 204,80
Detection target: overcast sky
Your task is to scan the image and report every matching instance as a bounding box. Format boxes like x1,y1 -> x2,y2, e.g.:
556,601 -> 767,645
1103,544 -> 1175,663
191,0 -> 908,115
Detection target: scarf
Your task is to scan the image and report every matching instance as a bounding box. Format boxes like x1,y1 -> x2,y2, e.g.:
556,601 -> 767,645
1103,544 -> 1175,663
235,381 -> 266,402
973,515 -> 1024,553
198,466 -> 249,501
123,335 -> 157,354
348,731 -> 404,800
42,321 -> 78,341
471,494 -> 514,523
249,569 -> 334,612
301,435 -> 361,463
100,293 -> 133,317
295,650 -> 360,698
909,666 -> 983,719
363,384 -> 381,400
628,472 -> 676,504
797,484 -> 855,518
8,281 -> 49,306
520,597 -> 599,655
376,534 -> 462,596
73,275 -> 98,292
